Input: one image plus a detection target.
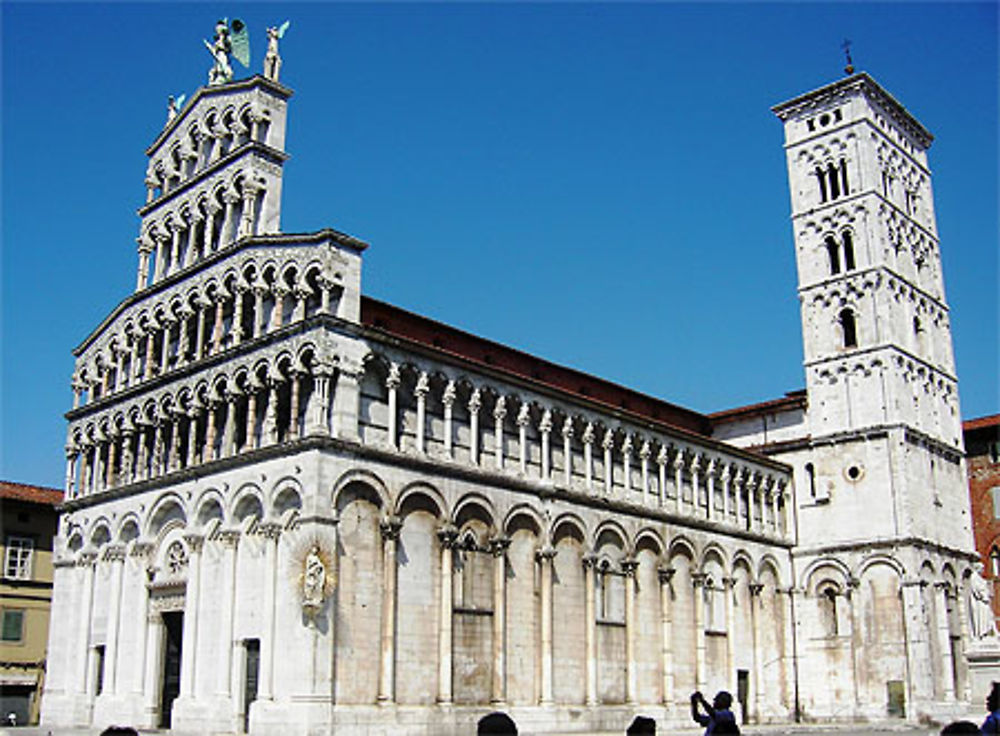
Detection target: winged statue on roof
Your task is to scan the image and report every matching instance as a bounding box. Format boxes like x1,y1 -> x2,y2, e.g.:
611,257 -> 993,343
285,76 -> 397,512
264,20 -> 290,82
204,18 -> 250,86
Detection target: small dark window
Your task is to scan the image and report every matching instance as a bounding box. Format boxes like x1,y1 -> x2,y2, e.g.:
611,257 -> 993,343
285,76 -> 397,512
846,465 -> 861,481
913,316 -> 923,335
839,309 -> 858,348
834,109 -> 843,122
819,113 -> 831,127
991,547 -> 1000,577
827,163 -> 841,199
807,119 -> 816,132
825,237 -> 841,275
95,645 -> 106,695
806,463 -> 817,498
816,168 -> 828,203
840,159 -> 850,196
842,231 -> 856,270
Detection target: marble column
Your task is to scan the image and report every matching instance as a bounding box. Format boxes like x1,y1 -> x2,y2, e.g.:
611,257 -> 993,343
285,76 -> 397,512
442,381 -> 456,458
706,460 -> 717,521
659,567 -> 675,707
490,536 -> 511,704
657,447 -> 668,507
437,525 -> 457,705
468,389 -> 481,465
216,531 -> 240,697
640,441 -> 651,505
179,534 -> 204,699
516,404 -> 530,474
136,242 -> 152,291
935,582 -> 956,700
621,437 -> 633,499
287,372 -> 301,441
693,573 -> 707,693
385,364 -> 400,450
262,384 -> 278,447
583,423 -> 595,492
562,418 -> 574,487
583,553 -> 598,706
75,552 -> 97,695
724,577 -> 737,698
378,517 -> 401,703
602,429 -> 614,496
623,558 -> 638,704
221,393 -> 238,458
414,372 -> 429,454
539,410 -> 552,481
257,524 -> 281,701
103,546 -> 126,696
674,453 -> 685,513
538,546 -> 556,705
130,542 -> 154,697
493,396 -> 506,470
749,583 -> 764,721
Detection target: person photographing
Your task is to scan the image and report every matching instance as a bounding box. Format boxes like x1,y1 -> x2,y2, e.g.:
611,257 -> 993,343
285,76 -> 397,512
690,690 -> 738,736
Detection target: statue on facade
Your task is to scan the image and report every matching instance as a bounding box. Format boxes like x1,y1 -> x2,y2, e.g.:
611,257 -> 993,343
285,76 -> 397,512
204,19 -> 250,86
969,565 -> 997,640
166,94 -> 186,124
302,544 -> 326,618
264,21 -> 290,82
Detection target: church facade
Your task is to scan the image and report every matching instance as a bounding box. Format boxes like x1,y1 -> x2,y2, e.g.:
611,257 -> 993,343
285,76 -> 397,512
40,42 -> 980,734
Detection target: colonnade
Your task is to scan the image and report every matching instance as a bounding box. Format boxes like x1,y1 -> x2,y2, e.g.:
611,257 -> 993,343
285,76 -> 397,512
381,364 -> 790,536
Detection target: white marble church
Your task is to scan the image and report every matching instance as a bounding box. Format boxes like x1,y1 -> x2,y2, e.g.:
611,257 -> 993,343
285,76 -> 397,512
41,24 -> 984,735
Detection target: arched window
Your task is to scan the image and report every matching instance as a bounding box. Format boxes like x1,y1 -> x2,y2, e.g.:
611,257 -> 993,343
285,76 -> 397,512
840,159 -> 850,196
827,163 -> 841,199
839,308 -> 858,348
990,546 -> 1000,578
805,462 -> 817,499
815,167 -> 828,203
825,236 -> 841,275
819,586 -> 839,637
842,230 -> 856,270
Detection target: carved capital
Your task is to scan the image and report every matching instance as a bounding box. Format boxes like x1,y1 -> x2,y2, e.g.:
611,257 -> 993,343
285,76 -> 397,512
258,522 -> 282,541
489,535 -> 512,557
516,404 -> 530,427
691,572 -> 708,588
442,380 -> 457,407
621,558 -> 639,577
657,566 -> 676,584
130,541 -> 154,559
183,533 -> 205,553
103,544 -> 127,563
436,524 -> 459,549
535,546 -> 557,563
582,552 -> 599,570
749,583 -> 764,596
379,515 -> 402,541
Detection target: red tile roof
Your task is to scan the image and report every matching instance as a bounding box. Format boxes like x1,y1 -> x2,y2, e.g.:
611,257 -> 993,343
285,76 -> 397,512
0,481 -> 63,506
965,414 -> 1000,432
360,297 -> 713,437
708,390 -> 808,424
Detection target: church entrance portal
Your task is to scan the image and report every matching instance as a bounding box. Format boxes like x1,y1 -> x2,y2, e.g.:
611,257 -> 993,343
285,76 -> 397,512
158,612 -> 183,728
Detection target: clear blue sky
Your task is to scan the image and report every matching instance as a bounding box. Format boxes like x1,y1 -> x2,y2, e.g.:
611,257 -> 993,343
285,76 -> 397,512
2,3 -> 997,489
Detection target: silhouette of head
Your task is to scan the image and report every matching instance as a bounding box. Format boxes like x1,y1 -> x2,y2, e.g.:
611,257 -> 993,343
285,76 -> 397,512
713,690 -> 733,710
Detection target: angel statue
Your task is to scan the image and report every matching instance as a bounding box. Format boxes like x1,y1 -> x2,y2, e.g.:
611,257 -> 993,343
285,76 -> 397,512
302,544 -> 326,619
264,21 -> 290,82
166,94 -> 186,124
204,18 -> 250,86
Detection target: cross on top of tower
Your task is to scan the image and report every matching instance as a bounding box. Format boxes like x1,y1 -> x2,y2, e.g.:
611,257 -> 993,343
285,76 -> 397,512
842,39 -> 855,75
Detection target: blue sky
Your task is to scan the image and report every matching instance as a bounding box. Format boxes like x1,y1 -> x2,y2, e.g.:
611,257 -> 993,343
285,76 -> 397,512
2,3 -> 997,489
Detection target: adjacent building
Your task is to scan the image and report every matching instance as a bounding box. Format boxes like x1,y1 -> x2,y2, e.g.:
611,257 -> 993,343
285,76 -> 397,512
1,481 -> 63,725
40,33 -> 982,735
964,415 -> 1000,624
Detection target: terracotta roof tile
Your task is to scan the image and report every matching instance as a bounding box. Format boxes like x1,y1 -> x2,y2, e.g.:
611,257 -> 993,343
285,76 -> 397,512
0,480 -> 63,506
964,414 -> 1000,432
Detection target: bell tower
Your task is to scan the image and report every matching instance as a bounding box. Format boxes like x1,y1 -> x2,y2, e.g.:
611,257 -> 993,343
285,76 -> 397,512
772,72 -> 970,549
773,71 -> 960,448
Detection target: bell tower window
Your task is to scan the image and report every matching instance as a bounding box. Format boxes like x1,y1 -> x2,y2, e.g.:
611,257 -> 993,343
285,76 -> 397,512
816,167 -> 828,203
825,236 -> 841,275
827,163 -> 840,199
842,230 -> 856,270
839,308 -> 858,349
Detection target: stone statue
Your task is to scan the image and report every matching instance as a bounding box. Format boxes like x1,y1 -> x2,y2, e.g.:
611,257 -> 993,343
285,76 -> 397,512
969,566 -> 997,640
205,20 -> 233,85
302,544 -> 326,616
204,19 -> 250,86
166,94 -> 185,125
264,21 -> 290,83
